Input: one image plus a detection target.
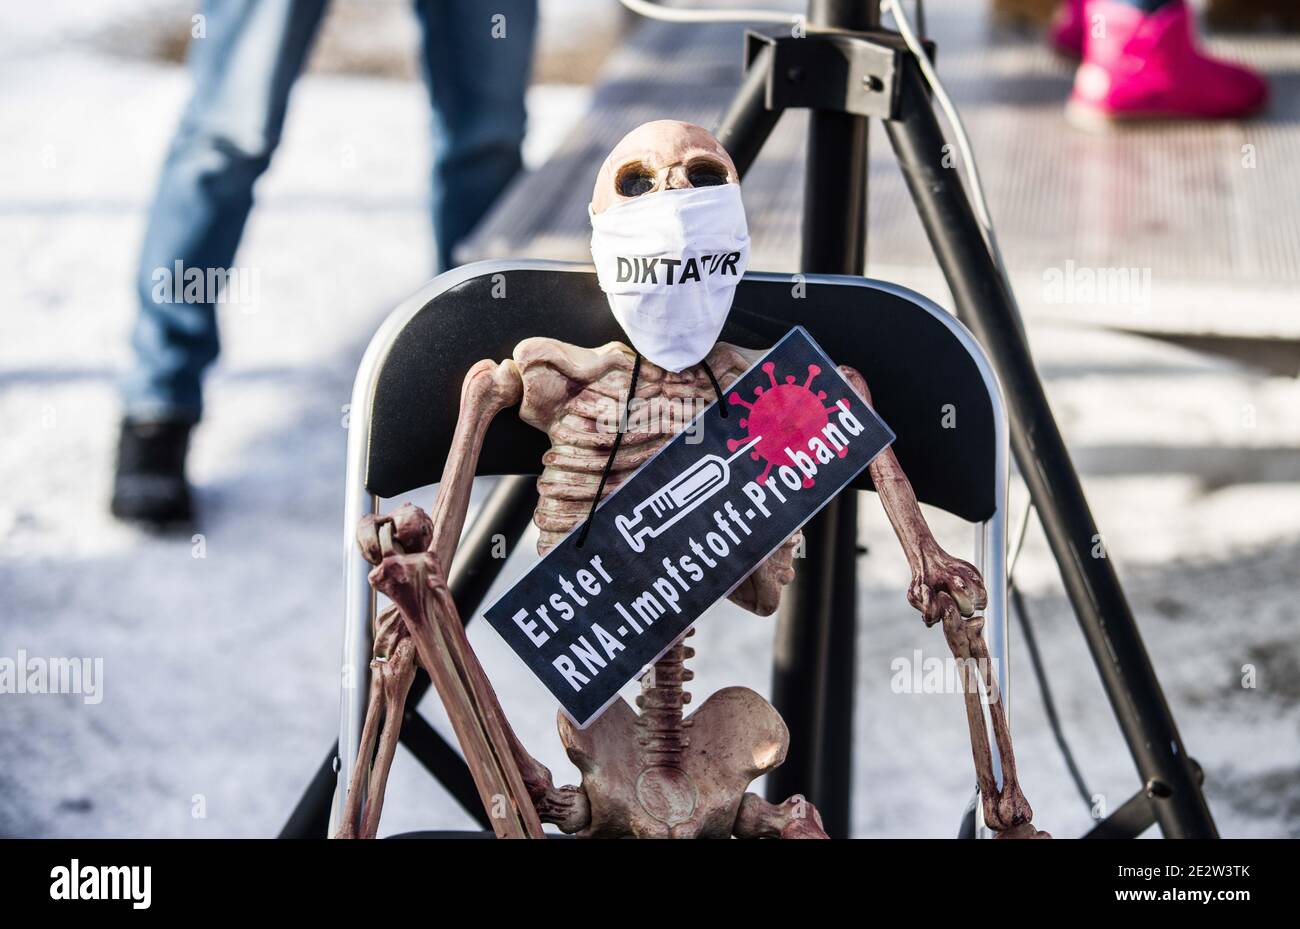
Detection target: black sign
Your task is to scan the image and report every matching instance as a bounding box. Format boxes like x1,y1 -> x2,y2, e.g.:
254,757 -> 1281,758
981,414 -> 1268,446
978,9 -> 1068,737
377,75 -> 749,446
483,327 -> 895,727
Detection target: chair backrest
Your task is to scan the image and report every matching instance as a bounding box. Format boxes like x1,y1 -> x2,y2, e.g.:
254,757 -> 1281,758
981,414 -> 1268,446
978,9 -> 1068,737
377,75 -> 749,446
362,260 -> 998,523
337,259 -> 1010,837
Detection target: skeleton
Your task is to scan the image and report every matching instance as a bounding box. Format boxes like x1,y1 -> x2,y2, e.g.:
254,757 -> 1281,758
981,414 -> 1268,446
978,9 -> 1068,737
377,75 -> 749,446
335,121 -> 1047,840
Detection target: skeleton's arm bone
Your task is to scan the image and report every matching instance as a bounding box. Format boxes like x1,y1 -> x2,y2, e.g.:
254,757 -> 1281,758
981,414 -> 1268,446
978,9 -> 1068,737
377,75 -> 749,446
836,363 -> 938,574
344,359 -> 560,838
836,366 -> 1042,836
428,357 -> 592,829
942,613 -> 1045,836
837,364 -> 986,626
429,358 -> 523,572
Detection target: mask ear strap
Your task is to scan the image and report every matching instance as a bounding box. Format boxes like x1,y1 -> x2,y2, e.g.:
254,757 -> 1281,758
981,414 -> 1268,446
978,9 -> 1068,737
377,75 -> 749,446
576,351 -> 642,549
699,360 -> 729,418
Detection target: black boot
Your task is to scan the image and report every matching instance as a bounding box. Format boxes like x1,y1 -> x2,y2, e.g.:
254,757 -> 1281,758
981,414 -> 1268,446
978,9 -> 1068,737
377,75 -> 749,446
111,418 -> 194,527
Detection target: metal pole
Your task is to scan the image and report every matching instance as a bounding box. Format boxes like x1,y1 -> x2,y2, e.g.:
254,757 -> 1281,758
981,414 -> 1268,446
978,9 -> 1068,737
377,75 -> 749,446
883,58 -> 1217,838
767,0 -> 878,839
715,44 -> 781,177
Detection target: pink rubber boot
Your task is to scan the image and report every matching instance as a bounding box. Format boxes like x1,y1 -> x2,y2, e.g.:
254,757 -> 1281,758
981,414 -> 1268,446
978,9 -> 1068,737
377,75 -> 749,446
1050,0 -> 1087,58
1067,1 -> 1268,127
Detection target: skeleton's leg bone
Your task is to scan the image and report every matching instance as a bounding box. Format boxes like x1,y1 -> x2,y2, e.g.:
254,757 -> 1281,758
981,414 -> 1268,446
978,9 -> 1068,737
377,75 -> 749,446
362,497 -> 554,837
334,655 -> 386,839
406,493 -> 589,832
370,545 -> 544,838
334,605 -> 411,839
734,792 -> 829,839
420,562 -> 549,837
359,635 -> 416,839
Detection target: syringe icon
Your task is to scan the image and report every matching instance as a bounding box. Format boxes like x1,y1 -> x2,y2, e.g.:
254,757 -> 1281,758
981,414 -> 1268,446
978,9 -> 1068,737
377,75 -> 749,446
615,435 -> 761,553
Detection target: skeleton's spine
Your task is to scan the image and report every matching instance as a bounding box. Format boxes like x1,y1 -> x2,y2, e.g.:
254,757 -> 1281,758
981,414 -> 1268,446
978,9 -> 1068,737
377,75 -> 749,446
636,630 -> 694,769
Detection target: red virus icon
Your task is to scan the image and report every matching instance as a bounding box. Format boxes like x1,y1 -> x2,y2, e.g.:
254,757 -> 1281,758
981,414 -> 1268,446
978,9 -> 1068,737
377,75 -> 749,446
727,361 -> 847,487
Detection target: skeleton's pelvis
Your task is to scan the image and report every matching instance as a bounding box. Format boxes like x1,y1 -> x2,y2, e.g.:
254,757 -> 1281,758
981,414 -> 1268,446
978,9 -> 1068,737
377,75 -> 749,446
556,687 -> 789,839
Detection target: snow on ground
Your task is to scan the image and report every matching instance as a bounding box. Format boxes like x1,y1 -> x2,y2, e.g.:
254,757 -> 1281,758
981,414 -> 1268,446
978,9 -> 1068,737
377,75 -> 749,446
2,5 -> 1298,839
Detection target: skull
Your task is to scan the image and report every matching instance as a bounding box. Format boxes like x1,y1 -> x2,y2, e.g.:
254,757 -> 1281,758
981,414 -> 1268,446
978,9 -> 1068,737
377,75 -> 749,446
590,120 -> 740,214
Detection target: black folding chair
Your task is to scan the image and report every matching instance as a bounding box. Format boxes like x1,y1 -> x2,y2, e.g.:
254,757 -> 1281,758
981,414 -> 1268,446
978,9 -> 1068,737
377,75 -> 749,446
328,258 -> 1010,838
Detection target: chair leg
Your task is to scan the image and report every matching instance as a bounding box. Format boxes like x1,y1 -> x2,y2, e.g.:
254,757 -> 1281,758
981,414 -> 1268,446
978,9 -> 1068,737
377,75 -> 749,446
278,747 -> 340,838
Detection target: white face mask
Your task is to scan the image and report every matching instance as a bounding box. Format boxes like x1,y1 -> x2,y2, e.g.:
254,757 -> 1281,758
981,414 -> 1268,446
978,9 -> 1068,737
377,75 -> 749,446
589,184 -> 750,372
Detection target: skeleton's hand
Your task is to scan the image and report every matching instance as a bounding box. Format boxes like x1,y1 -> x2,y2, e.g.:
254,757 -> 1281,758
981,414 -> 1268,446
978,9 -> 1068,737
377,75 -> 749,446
907,544 -> 986,627
532,783 -> 591,834
357,503 -> 434,564
728,531 -> 800,617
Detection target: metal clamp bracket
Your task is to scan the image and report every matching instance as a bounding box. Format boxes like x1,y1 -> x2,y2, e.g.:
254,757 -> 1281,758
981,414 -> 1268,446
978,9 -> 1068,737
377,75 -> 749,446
741,27 -> 929,121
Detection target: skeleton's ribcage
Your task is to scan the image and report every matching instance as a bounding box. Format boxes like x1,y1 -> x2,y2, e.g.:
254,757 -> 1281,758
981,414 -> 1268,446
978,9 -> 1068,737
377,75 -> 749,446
530,374 -> 728,553
533,422 -> 676,553
520,346 -> 797,617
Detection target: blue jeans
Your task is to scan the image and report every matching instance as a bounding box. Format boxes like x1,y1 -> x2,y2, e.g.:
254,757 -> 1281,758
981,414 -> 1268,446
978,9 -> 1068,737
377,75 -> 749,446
123,0 -> 537,421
